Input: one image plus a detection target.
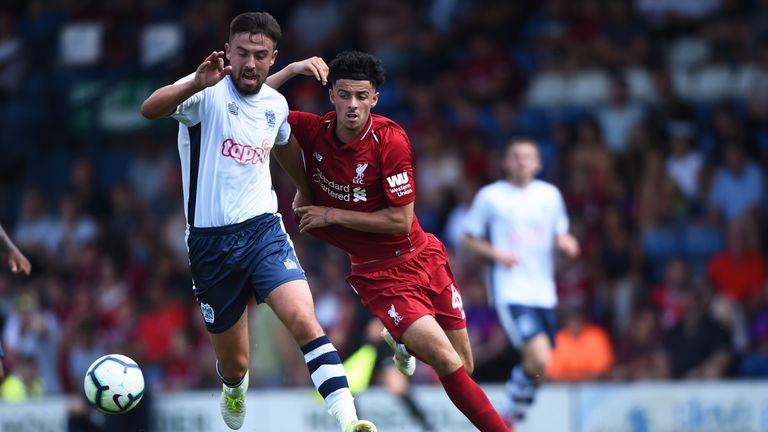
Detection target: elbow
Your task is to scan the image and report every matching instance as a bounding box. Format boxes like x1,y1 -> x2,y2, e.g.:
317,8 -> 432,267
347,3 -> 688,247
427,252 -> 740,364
394,214 -> 413,235
140,100 -> 164,120
140,101 -> 155,120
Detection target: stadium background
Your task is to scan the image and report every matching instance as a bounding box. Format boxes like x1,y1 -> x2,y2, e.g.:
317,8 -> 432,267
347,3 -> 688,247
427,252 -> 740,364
0,0 -> 767,430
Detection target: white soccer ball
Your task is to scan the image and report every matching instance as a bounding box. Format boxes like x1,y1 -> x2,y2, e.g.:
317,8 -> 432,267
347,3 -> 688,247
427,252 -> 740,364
83,354 -> 145,414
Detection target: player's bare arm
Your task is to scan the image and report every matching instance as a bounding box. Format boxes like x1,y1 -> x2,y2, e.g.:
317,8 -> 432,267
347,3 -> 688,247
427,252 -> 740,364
0,225 -> 31,275
140,51 -> 232,119
295,203 -> 413,235
462,234 -> 519,268
266,56 -> 328,89
272,135 -> 312,203
555,233 -> 580,258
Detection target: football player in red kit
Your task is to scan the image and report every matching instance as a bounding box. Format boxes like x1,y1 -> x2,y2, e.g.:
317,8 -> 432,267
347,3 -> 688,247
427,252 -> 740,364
268,51 -> 509,432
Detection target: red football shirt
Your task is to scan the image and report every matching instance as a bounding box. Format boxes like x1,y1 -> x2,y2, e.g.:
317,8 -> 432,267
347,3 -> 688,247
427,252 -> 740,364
289,111 -> 427,264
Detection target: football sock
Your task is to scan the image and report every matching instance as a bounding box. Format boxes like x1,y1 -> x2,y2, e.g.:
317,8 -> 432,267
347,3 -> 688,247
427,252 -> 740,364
507,365 -> 537,421
439,365 -> 509,432
302,335 -> 358,427
216,361 -> 248,397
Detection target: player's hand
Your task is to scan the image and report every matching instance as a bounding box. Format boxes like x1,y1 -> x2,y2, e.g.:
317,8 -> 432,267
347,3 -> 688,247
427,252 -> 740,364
8,248 -> 31,275
289,56 -> 328,85
295,205 -> 332,232
495,250 -> 519,268
557,233 -> 580,258
194,51 -> 232,89
292,189 -> 313,211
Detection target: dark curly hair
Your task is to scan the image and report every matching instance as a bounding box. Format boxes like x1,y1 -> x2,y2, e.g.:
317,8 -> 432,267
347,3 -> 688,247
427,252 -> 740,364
327,51 -> 386,90
229,12 -> 282,46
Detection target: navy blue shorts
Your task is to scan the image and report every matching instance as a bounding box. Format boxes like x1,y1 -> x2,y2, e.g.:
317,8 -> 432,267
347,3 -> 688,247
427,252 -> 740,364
187,213 -> 306,333
495,303 -> 557,349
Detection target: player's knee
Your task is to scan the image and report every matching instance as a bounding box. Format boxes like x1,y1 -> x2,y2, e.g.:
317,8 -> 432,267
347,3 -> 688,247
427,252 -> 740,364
284,310 -> 324,345
523,352 -> 550,377
220,353 -> 249,380
424,347 -> 463,376
463,355 -> 475,375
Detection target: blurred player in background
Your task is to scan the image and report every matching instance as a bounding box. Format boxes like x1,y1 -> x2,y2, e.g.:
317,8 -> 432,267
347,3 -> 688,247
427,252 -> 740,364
268,51 -> 509,431
0,224 -> 32,379
140,12 -> 375,432
462,138 -> 580,427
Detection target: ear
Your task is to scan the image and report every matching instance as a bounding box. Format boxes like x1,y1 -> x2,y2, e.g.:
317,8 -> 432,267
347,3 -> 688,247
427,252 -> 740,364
224,42 -> 231,61
328,88 -> 335,105
270,49 -> 278,67
371,91 -> 379,108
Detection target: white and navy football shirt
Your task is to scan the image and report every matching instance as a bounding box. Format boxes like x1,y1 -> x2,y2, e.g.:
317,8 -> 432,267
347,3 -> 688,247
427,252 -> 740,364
171,74 -> 290,229
463,179 -> 569,308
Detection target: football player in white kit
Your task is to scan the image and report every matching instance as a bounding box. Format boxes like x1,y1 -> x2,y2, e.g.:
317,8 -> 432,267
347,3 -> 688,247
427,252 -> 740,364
140,12 -> 375,432
462,138 -> 580,427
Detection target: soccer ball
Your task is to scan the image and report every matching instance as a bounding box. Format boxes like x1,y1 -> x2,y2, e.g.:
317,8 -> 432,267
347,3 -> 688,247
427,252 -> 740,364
83,354 -> 145,414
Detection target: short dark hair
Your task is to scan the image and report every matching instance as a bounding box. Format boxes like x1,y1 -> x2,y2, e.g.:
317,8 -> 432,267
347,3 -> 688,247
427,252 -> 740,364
229,12 -> 282,46
328,51 -> 386,90
507,136 -> 539,152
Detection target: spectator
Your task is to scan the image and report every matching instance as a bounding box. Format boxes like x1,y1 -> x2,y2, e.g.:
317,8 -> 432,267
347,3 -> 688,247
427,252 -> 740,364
0,355 -> 43,402
597,74 -> 646,155
547,300 -> 614,382
611,303 -> 665,380
707,221 -> 767,309
708,141 -> 766,225
659,283 -> 733,379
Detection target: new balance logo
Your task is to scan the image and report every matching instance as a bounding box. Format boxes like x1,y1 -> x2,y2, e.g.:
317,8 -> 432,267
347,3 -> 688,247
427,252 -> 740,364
386,172 -> 408,187
388,304 -> 403,326
353,187 -> 367,202
314,152 -> 323,162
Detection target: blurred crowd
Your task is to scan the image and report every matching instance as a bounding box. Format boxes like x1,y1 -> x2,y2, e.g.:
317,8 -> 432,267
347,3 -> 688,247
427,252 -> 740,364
0,0 -> 767,400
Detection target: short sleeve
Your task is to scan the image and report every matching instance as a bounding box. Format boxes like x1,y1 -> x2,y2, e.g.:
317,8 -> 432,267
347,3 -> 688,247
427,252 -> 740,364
380,128 -> 416,207
274,99 -> 291,145
463,188 -> 492,238
170,73 -> 204,126
554,188 -> 569,235
288,110 -> 323,151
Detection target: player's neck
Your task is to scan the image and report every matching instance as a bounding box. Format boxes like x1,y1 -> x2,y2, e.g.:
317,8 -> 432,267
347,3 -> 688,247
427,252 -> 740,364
334,125 -> 363,145
507,176 -> 532,188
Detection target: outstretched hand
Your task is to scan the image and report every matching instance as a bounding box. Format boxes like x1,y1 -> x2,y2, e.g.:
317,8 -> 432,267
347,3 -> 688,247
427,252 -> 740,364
289,56 -> 329,85
194,51 -> 232,90
8,249 -> 31,275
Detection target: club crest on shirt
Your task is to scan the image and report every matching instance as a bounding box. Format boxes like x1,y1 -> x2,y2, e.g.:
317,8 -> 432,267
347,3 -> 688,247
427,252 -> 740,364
353,162 -> 368,184
265,109 -> 275,128
227,102 -> 239,116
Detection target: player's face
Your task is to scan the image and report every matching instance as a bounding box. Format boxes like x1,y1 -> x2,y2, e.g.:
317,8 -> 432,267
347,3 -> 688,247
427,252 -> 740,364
225,32 -> 277,95
329,79 -> 378,138
504,142 -> 541,184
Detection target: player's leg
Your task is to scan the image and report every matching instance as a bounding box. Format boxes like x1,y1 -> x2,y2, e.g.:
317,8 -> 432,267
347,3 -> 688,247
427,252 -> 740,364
188,224 -> 255,430
266,279 -> 375,432
445,328 -> 474,375
399,315 -> 508,432
497,304 -> 554,423
253,214 -> 374,432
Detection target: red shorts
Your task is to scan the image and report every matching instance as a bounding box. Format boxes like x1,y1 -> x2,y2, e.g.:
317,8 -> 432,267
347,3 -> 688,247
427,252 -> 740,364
346,234 -> 466,340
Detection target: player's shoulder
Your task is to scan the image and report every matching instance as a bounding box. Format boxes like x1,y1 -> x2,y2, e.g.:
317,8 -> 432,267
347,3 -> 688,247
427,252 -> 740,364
257,84 -> 288,106
530,179 -> 564,199
370,114 -> 409,144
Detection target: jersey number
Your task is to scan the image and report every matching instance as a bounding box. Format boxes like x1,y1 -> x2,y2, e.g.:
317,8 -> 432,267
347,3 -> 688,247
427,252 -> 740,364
450,284 -> 466,319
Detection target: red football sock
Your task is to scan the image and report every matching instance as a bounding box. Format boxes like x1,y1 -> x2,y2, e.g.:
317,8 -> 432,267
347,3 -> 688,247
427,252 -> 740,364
439,365 -> 509,432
